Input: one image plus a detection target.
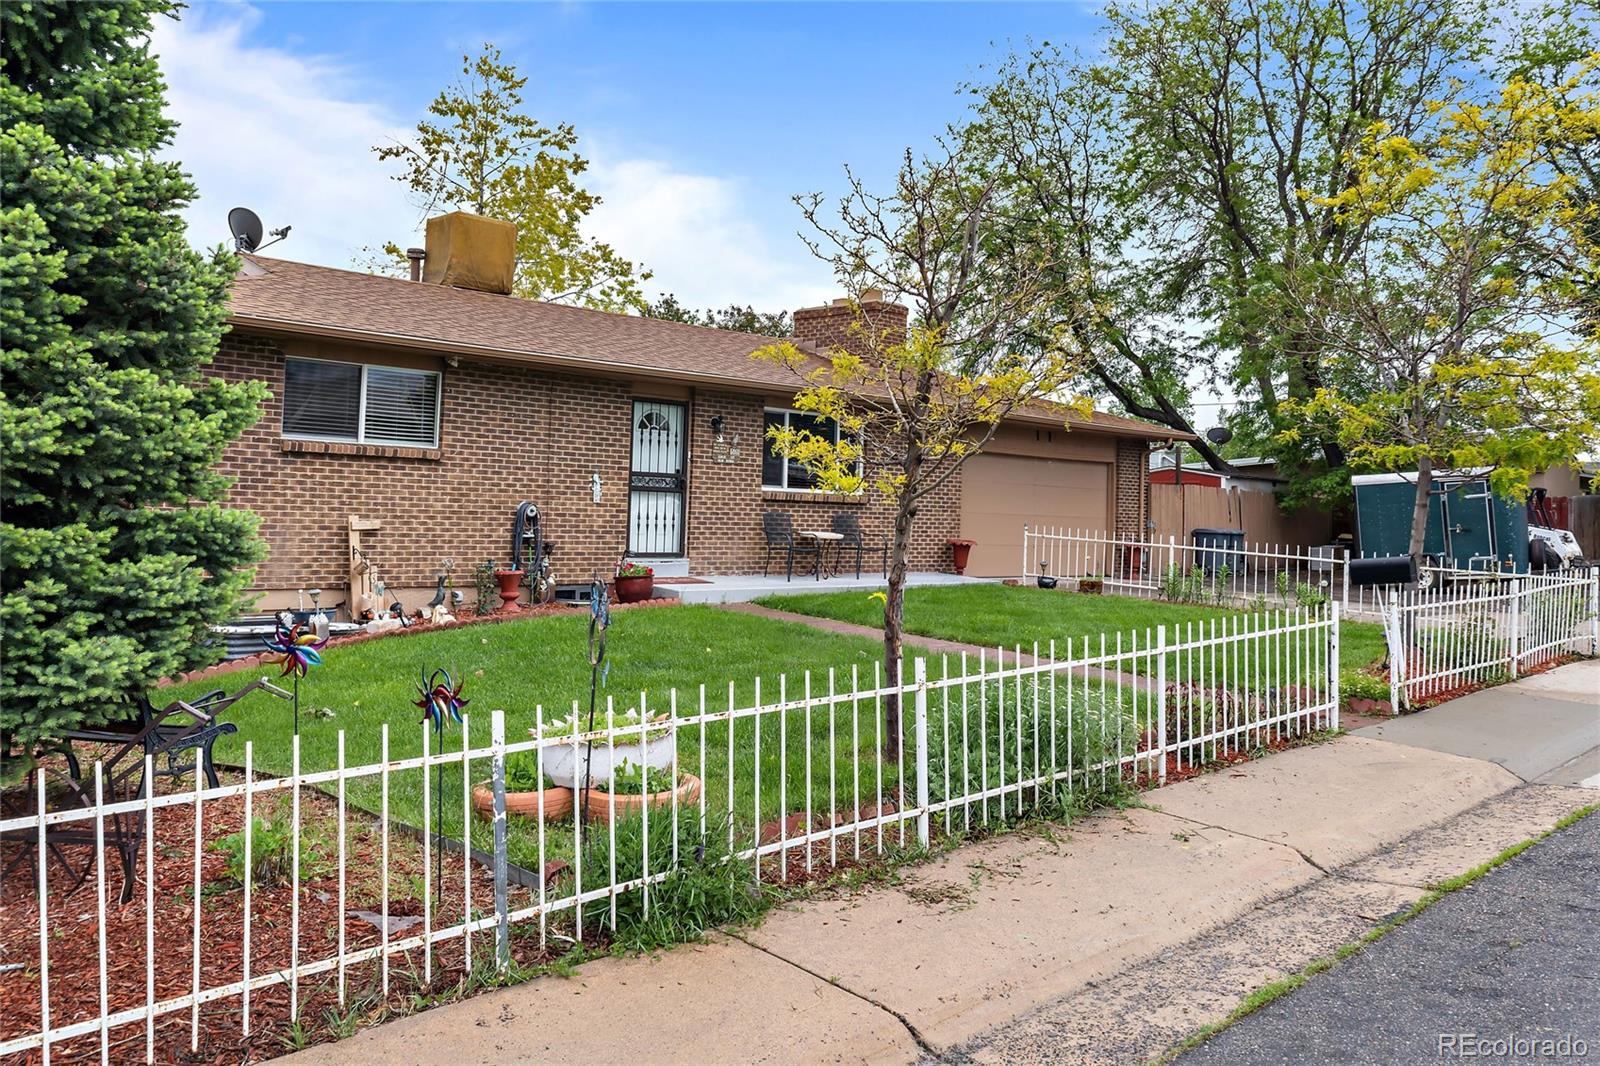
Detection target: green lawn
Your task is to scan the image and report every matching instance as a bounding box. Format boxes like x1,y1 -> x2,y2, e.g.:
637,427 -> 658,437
757,583 -> 1387,679
162,586 -> 1377,887
165,605 -> 917,869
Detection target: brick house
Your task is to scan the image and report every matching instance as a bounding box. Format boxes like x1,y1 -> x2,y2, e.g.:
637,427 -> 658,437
216,226 -> 1178,616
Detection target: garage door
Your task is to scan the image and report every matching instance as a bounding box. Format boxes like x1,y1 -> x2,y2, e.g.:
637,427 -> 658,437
960,454 -> 1111,577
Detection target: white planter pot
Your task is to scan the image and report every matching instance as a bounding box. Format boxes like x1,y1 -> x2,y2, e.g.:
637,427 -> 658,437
541,730 -> 676,788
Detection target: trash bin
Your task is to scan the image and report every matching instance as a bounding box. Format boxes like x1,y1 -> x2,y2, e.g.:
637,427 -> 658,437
1190,527 -> 1245,574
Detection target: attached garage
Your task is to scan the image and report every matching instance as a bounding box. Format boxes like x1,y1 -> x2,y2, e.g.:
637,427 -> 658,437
959,451 -> 1113,577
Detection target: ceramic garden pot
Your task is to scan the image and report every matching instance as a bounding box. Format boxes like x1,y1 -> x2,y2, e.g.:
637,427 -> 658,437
613,575 -> 654,603
494,569 -> 522,611
471,782 -> 574,823
582,773 -> 702,824
540,727 -> 677,788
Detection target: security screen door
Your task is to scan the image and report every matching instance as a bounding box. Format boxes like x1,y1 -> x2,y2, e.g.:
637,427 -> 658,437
627,400 -> 687,556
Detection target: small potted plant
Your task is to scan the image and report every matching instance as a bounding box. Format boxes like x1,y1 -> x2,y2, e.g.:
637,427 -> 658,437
613,561 -> 654,603
1078,576 -> 1104,594
582,758 -> 701,824
472,750 -> 574,822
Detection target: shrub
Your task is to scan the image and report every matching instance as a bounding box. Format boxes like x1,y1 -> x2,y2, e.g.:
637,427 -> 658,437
211,813 -> 318,889
1,2 -> 266,755
577,812 -> 762,950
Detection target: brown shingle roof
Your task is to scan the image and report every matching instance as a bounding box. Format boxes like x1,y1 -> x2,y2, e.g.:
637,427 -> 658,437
227,255 -> 1182,440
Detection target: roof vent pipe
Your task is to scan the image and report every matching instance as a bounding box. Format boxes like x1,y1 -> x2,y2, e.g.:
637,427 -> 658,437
406,247 -> 426,282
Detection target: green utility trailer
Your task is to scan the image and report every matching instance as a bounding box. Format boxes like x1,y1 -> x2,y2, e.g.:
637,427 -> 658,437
1351,471 -> 1529,572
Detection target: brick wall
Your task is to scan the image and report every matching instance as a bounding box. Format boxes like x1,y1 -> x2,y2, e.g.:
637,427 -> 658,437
1114,438 -> 1150,539
213,333 -> 964,613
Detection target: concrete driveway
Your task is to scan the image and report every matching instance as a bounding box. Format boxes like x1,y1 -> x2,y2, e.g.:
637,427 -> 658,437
1355,659 -> 1599,787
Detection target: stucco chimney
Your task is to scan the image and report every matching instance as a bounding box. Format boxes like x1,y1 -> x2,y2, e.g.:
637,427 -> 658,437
793,290 -> 908,358
421,211 -> 517,295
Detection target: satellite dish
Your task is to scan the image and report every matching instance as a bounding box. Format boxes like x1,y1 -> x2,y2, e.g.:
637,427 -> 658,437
228,207 -> 264,252
1205,426 -> 1233,445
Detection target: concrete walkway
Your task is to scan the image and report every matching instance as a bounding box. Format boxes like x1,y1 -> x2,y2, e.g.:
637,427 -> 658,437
285,661 -> 1597,1066
1354,658 -> 1599,787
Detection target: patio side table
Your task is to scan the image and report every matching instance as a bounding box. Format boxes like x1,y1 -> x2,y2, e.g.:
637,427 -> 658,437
798,530 -> 845,579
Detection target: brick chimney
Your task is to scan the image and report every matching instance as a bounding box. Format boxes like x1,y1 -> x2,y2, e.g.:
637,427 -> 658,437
792,289 -> 908,358
420,210 -> 516,295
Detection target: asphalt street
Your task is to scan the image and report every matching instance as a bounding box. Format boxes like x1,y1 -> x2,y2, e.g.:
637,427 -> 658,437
1177,810 -> 1600,1066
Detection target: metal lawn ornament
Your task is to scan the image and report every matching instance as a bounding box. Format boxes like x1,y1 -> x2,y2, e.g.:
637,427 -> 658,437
263,615 -> 327,736
581,573 -> 611,820
415,668 -> 469,895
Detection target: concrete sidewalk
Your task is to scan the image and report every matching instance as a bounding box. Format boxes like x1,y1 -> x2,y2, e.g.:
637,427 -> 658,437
1354,658 -> 1599,787
286,664 -> 1597,1066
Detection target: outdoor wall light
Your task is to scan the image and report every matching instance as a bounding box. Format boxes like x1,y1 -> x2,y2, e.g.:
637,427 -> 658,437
710,414 -> 726,442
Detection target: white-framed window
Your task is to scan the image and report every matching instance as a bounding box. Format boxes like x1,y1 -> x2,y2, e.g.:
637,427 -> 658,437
281,356 -> 441,448
762,407 -> 859,491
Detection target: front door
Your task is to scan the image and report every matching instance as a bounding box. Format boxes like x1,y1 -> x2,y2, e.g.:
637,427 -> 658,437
627,400 -> 687,556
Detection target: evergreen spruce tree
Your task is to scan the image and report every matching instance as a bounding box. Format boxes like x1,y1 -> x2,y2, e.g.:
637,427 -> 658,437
1,1 -> 265,758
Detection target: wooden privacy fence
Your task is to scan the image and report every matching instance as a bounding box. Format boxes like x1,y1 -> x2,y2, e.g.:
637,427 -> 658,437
1150,483 -> 1332,550
1570,495 -> 1600,560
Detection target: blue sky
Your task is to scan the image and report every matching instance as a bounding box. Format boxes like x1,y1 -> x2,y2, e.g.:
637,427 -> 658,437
155,2 -> 1104,311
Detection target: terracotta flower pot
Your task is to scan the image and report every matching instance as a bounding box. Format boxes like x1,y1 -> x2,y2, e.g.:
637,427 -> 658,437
472,782 -> 575,823
493,569 -> 522,612
1078,579 -> 1104,594
613,575 -> 653,603
582,773 -> 702,824
947,538 -> 975,575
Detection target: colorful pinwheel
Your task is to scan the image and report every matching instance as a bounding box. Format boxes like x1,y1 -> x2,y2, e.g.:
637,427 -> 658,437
414,668 -> 469,733
263,621 -> 326,679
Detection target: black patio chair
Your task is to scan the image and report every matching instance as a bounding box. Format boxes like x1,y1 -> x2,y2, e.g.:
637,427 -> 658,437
762,511 -> 823,581
831,512 -> 888,579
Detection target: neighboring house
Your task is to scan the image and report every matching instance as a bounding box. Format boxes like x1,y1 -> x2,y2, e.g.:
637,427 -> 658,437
1148,454 -> 1286,494
214,214 -> 1176,615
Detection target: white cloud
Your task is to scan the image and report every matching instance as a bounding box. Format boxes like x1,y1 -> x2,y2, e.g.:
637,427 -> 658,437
153,4 -> 419,268
584,156 -> 836,313
152,3 -> 836,314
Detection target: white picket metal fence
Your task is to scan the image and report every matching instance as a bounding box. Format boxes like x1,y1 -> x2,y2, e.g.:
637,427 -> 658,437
2,607 -> 1340,1063
1383,568 -> 1599,710
1019,526 -> 1574,619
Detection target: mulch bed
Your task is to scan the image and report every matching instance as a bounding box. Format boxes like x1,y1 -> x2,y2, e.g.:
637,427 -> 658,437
1,759 -> 564,1065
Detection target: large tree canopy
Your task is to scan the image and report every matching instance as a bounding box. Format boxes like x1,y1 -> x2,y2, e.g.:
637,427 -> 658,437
2,0 -> 266,756
972,0 -> 1499,499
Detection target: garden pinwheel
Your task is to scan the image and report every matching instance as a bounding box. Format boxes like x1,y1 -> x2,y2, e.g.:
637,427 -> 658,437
263,620 -> 326,679
414,668 -> 469,733
413,666 -> 469,911
263,618 -> 327,737
581,574 -> 611,819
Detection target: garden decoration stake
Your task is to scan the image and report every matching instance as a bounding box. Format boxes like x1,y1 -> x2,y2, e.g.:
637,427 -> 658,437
415,668 -> 469,895
263,615 -> 326,737
581,573 -> 611,821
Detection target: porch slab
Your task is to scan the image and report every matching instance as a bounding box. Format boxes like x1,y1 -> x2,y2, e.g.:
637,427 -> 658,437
658,571 -> 992,605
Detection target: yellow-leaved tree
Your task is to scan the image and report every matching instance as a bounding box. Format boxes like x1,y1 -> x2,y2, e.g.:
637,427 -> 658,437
756,147 -> 1092,755
1282,58 -> 1600,564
